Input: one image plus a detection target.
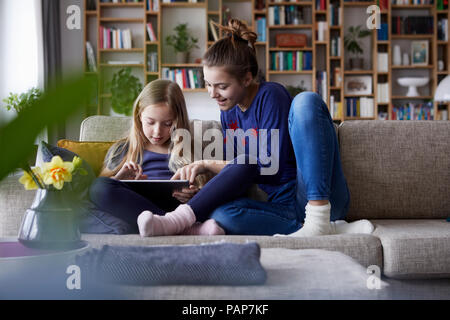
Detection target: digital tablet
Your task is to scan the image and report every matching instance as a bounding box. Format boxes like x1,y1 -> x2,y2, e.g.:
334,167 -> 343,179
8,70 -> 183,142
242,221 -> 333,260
121,180 -> 190,211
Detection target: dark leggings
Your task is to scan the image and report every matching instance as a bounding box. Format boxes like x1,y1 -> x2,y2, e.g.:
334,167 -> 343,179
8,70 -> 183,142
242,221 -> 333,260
89,157 -> 260,230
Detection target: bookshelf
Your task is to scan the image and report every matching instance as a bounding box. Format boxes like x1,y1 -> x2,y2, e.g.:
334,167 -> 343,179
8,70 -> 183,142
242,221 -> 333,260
83,0 -> 450,120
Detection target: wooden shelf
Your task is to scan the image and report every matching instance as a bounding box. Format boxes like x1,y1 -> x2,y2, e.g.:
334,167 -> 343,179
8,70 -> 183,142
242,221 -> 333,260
100,64 -> 145,68
391,4 -> 433,9
100,18 -> 144,23
182,88 -> 207,92
268,1 -> 312,6
160,3 -> 206,8
392,96 -> 433,100
268,24 -> 313,29
161,63 -> 202,68
344,94 -> 375,98
268,70 -> 313,74
269,47 -> 313,51
86,10 -> 97,16
344,70 -> 375,74
391,65 -> 434,69
343,2 -> 377,7
100,2 -> 145,7
391,34 -> 433,39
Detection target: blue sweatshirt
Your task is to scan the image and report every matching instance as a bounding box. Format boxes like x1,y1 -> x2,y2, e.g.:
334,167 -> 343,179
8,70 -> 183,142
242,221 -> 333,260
220,81 -> 297,198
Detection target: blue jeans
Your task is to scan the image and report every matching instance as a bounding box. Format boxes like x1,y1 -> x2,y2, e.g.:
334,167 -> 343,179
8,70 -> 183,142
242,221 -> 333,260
210,92 -> 350,235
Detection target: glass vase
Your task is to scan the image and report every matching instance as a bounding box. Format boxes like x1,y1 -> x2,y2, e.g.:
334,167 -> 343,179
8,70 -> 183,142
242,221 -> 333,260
18,189 -> 81,250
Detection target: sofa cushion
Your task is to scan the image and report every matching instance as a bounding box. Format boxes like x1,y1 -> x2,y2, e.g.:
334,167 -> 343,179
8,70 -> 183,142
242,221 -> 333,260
56,140 -> 115,176
81,233 -> 382,269
372,219 -> 450,279
339,120 -> 450,220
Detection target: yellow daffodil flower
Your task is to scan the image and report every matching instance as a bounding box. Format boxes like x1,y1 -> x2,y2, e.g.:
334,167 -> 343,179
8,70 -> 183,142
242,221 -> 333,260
19,167 -> 43,190
42,156 -> 74,190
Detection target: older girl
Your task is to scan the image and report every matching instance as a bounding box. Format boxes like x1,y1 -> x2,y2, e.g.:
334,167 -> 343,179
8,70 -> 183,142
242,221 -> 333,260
146,19 -> 373,237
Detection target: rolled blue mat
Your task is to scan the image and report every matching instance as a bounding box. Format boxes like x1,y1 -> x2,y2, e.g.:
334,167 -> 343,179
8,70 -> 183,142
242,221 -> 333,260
75,242 -> 267,286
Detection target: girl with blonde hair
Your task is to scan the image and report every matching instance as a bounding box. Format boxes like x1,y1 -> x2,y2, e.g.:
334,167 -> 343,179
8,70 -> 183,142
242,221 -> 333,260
89,79 -> 222,235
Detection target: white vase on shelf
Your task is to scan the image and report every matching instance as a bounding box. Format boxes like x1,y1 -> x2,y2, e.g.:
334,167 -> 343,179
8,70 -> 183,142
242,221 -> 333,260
393,45 -> 402,66
402,53 -> 410,66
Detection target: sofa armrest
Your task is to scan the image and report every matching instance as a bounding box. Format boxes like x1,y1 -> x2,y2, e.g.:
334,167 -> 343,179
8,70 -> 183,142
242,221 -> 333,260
0,173 -> 36,237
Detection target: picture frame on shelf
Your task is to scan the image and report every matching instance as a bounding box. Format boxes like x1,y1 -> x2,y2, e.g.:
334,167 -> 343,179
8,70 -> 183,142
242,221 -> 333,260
411,41 -> 429,66
344,76 -> 372,95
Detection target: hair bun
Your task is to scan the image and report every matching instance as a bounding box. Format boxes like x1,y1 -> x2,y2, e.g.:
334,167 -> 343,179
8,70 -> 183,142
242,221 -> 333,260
227,19 -> 257,48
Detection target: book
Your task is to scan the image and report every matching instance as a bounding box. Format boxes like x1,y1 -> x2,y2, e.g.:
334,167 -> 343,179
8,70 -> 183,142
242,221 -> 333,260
86,42 -> 97,72
209,20 -> 218,42
147,23 -> 156,41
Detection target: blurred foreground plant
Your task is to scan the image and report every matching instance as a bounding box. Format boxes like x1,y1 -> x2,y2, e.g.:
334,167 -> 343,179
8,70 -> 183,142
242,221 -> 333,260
0,75 -> 96,182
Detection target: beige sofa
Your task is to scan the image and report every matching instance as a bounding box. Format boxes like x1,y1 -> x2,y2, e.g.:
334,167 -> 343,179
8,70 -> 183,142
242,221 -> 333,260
1,116 -> 449,284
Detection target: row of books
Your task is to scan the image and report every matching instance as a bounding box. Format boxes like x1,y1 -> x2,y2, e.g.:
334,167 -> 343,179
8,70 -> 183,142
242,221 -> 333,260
437,0 -> 449,10
330,36 -> 341,57
270,51 -> 313,71
256,17 -> 267,42
392,102 -> 434,120
99,26 -> 133,49
268,5 -> 305,26
345,97 -> 375,117
378,0 -> 389,10
315,0 -> 326,11
438,19 -> 448,41
161,0 -> 199,3
391,0 -> 433,4
146,23 -> 157,41
377,52 -> 389,73
329,4 -> 341,26
316,71 -> 327,103
329,96 -> 342,119
377,23 -> 388,41
146,0 -> 159,11
391,16 -> 434,35
377,83 -> 390,104
161,68 -> 205,89
147,52 -> 158,72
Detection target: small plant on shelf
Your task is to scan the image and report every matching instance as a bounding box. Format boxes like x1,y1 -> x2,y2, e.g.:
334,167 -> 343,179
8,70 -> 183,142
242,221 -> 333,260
344,25 -> 371,70
166,23 -> 199,63
108,68 -> 142,116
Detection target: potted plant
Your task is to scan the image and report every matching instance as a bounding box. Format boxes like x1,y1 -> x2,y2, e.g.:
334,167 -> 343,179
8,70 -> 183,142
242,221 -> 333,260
2,87 -> 43,165
344,25 -> 371,70
166,23 -> 199,63
108,68 -> 142,116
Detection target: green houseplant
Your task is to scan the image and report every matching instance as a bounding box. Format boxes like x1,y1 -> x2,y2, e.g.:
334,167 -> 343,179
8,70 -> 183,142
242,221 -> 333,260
166,23 -> 199,63
344,25 -> 371,70
2,88 -> 44,165
108,68 -> 142,116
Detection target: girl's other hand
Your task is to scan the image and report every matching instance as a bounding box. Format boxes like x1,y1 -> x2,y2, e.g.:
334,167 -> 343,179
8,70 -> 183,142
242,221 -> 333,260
172,185 -> 199,203
170,161 -> 207,184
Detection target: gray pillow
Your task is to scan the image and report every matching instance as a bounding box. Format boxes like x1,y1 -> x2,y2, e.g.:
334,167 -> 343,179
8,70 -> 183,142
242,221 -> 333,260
76,242 -> 267,286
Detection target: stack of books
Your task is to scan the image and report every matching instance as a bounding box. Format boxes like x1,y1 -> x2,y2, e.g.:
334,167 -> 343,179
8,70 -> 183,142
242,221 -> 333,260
162,68 -> 205,89
99,27 -> 133,49
270,51 -> 313,71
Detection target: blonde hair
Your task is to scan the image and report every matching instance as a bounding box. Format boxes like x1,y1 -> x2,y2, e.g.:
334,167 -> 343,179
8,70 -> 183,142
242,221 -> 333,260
100,79 -> 208,187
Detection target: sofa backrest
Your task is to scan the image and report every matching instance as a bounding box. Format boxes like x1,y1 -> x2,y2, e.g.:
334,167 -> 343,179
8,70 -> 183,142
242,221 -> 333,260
339,120 -> 450,220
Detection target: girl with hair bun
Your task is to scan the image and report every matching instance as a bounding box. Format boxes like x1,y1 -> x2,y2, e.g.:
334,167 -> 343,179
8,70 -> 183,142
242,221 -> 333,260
136,19 -> 373,237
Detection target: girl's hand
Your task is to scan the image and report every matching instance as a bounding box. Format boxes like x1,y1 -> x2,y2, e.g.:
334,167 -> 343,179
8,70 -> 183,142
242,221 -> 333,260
171,161 -> 207,184
114,161 -> 148,180
172,185 -> 199,203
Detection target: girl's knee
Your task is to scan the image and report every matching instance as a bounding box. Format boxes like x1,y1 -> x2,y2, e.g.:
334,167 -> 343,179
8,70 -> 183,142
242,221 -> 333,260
290,91 -> 326,121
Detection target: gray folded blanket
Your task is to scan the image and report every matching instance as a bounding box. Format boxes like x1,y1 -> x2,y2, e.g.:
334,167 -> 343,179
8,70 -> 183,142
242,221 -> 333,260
75,242 -> 267,286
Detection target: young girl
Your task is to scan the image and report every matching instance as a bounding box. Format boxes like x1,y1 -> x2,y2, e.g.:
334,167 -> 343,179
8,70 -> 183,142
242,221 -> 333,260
137,19 -> 374,237
89,79 -> 224,235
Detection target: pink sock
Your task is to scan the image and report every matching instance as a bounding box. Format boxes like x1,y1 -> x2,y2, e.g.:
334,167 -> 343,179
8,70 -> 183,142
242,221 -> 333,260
181,219 -> 225,236
137,204 -> 196,237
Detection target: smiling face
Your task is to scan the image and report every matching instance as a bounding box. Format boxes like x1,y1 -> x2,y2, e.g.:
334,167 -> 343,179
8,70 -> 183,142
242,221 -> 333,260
140,102 -> 175,147
203,65 -> 251,111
